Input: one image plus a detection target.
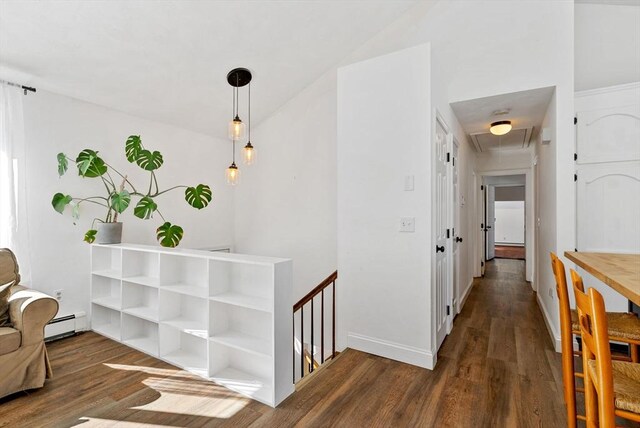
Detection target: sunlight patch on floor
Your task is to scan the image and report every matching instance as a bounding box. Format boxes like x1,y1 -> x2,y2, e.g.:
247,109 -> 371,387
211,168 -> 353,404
77,418 -> 179,428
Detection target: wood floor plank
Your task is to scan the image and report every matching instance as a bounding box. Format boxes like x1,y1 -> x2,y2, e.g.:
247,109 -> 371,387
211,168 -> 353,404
0,259 -> 572,427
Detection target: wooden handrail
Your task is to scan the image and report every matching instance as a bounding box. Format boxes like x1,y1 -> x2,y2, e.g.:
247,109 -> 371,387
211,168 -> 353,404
293,270 -> 337,311
293,270 -> 337,383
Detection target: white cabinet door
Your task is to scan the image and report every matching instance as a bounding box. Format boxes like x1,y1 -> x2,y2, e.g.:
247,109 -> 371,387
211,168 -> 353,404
575,84 -> 640,312
435,117 -> 449,350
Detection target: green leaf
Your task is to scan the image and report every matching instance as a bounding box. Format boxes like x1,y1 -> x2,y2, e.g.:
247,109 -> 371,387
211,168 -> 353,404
156,222 -> 184,248
109,190 -> 131,214
184,184 -> 212,210
76,149 -> 107,177
57,153 -> 68,177
52,193 -> 72,214
134,196 -> 157,219
84,229 -> 97,244
136,149 -> 163,171
125,135 -> 142,162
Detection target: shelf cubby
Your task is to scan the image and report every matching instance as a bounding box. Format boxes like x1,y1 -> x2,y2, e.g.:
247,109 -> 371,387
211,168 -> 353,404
160,290 -> 208,338
122,282 -> 159,322
209,302 -> 272,358
160,324 -> 208,377
122,313 -> 159,356
160,254 -> 209,298
209,343 -> 273,405
90,243 -> 292,407
209,261 -> 273,312
122,250 -> 160,286
91,304 -> 121,341
91,275 -> 121,310
91,246 -> 121,278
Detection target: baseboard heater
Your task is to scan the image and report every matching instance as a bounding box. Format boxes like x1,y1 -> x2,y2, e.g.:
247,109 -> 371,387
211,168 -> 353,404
45,312 -> 87,342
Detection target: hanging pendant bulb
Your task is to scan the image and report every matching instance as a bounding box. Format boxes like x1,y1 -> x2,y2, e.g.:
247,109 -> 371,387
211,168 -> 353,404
228,115 -> 245,140
243,141 -> 256,165
226,162 -> 240,185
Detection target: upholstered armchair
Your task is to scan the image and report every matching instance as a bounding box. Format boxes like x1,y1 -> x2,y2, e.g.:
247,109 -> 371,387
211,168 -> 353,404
0,249 -> 58,399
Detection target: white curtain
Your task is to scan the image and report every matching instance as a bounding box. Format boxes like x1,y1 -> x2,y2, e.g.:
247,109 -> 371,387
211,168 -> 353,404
0,82 -> 31,285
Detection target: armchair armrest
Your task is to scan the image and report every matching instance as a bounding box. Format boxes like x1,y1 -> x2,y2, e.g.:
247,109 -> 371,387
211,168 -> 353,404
8,286 -> 59,346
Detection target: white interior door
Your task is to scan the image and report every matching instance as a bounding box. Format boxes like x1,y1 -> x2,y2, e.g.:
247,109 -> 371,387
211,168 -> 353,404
435,116 -> 449,350
486,185 -> 496,260
575,84 -> 640,312
449,138 -> 460,320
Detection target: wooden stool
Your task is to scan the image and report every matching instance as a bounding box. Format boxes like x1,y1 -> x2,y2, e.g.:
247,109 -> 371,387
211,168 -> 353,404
550,253 -> 640,427
572,270 -> 640,427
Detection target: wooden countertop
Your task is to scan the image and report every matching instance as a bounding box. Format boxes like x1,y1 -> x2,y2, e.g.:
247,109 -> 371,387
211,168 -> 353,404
564,252 -> 640,306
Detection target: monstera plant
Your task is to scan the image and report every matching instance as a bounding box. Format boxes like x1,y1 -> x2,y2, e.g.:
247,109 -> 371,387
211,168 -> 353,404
52,135 -> 212,247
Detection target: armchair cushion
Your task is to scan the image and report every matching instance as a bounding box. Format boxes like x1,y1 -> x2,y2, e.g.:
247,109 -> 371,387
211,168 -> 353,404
0,248 -> 20,327
0,327 -> 21,356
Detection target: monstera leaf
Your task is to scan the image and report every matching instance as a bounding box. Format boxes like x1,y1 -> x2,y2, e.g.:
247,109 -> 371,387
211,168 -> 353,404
57,153 -> 68,177
109,190 -> 131,214
84,229 -> 97,244
136,149 -> 163,171
52,193 -> 72,214
125,135 -> 142,162
156,222 -> 183,248
134,196 -> 157,219
184,184 -> 212,209
76,149 -> 107,177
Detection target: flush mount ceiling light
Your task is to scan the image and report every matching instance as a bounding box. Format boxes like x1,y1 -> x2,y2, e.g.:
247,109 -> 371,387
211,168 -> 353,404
490,120 -> 512,136
226,67 -> 256,185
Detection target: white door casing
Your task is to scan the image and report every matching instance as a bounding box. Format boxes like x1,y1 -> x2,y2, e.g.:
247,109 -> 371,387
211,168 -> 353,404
448,137 -> 460,326
435,115 -> 450,350
575,83 -> 640,312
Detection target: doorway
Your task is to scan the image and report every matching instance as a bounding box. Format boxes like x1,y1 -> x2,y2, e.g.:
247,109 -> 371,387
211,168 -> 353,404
493,184 -> 526,260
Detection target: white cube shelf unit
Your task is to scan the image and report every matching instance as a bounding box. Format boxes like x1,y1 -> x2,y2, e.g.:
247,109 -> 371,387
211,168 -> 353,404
90,243 -> 293,407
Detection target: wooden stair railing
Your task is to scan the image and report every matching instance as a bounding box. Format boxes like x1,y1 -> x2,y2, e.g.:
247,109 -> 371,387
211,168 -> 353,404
293,270 -> 337,383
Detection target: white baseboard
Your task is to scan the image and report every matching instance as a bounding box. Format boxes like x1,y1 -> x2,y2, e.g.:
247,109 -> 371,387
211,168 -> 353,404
347,332 -> 435,370
536,294 -> 561,352
458,278 -> 474,314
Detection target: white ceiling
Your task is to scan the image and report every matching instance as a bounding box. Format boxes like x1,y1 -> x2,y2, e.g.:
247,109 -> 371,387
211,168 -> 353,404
450,86 -> 555,153
0,0 -> 418,138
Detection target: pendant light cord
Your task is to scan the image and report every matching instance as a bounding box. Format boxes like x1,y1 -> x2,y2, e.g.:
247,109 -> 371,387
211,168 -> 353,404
248,82 -> 251,141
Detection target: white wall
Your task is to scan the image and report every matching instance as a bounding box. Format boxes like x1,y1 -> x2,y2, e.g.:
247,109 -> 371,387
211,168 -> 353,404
495,201 -> 525,245
22,90 -> 234,318
337,44 -> 433,368
233,73 -> 337,302
535,90 -> 560,348
575,3 -> 640,91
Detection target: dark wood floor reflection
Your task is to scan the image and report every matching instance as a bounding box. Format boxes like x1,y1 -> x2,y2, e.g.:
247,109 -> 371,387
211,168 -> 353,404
1,260 -> 573,427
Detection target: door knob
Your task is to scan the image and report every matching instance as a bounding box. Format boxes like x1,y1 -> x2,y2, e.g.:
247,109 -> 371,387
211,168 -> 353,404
455,237 -> 463,243
436,245 -> 445,253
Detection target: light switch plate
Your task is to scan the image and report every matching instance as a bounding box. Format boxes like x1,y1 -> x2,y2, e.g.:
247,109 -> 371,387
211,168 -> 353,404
404,175 -> 414,191
400,217 -> 415,232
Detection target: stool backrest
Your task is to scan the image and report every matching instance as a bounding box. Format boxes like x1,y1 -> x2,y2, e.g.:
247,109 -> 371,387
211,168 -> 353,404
571,269 -> 615,428
550,252 -> 578,427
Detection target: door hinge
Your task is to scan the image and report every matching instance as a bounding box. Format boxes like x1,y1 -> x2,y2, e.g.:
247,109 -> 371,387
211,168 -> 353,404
446,152 -> 450,162
574,117 -> 577,125
574,173 -> 578,182
452,227 -> 455,236
446,305 -> 450,316
446,229 -> 450,238
575,248 -> 578,252
574,153 -> 578,161
481,223 -> 484,229
481,261 -> 484,267
481,185 -> 484,191
453,157 -> 455,166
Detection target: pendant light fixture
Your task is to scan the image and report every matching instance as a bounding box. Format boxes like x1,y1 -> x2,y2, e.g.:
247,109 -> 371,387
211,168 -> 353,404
243,82 -> 256,165
226,68 -> 253,185
489,120 -> 512,136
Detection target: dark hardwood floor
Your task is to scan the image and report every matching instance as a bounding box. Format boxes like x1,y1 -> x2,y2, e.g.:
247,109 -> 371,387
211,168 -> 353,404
495,245 -> 526,260
1,259 -> 571,427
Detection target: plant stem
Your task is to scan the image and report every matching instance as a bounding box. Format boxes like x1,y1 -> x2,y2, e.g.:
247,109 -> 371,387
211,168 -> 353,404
104,162 -> 138,193
147,172 -> 153,196
153,185 -> 187,197
113,176 -> 127,223
155,208 -> 166,222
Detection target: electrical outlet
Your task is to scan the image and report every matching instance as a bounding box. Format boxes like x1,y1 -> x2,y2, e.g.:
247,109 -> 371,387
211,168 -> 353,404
400,217 -> 415,232
54,289 -> 63,302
